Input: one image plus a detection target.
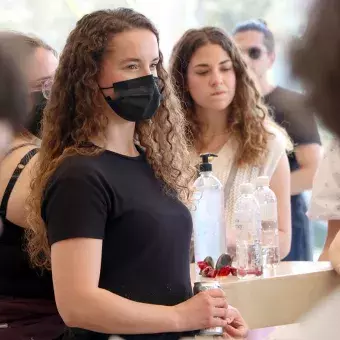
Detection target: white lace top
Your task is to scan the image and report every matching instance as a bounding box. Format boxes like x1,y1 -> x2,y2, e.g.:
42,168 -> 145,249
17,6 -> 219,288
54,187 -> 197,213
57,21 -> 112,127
190,124 -> 287,237
309,138 -> 340,220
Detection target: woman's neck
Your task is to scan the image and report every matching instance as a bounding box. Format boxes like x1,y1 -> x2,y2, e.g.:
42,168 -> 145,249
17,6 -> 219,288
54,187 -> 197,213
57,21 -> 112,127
195,106 -> 229,154
196,106 -> 228,137
92,115 -> 138,157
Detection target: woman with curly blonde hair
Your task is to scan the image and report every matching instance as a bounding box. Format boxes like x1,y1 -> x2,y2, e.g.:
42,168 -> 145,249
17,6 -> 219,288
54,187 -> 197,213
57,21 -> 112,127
169,27 -> 292,259
24,8 -> 249,340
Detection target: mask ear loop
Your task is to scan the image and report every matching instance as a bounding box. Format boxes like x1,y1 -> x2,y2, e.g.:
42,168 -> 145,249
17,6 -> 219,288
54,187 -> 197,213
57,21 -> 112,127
100,85 -> 114,90
99,85 -> 115,100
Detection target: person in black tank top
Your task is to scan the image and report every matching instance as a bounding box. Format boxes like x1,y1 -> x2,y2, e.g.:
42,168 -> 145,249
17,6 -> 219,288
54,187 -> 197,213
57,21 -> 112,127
24,9 -> 247,340
0,32 -> 63,340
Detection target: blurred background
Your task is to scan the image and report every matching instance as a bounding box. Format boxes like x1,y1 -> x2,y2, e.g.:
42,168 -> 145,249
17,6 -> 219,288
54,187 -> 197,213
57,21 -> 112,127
1,0 -> 329,259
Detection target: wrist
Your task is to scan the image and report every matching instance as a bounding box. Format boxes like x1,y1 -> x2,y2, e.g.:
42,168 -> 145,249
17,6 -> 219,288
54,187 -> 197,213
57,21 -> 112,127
170,304 -> 185,332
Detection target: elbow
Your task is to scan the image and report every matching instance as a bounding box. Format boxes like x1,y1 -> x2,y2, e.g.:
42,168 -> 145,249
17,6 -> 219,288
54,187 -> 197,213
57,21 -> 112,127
56,295 -> 92,329
280,242 -> 291,259
58,303 -> 85,328
61,313 -> 80,329
305,166 -> 320,190
279,229 -> 292,259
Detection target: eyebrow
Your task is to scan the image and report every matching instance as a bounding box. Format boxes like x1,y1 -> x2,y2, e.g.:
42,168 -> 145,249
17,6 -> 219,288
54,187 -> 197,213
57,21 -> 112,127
119,57 -> 160,65
194,59 -> 232,68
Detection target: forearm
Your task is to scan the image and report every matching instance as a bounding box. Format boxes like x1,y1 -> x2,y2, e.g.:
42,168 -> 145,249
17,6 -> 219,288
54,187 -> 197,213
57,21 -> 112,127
291,167 -> 316,195
59,288 -> 180,335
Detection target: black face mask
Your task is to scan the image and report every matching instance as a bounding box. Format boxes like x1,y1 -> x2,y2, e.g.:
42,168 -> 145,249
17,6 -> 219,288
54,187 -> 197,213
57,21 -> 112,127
28,91 -> 46,137
100,75 -> 162,122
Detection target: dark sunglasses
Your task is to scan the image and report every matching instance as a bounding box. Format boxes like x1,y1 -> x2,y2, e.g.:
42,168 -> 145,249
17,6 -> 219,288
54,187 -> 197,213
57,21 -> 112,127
247,47 -> 263,60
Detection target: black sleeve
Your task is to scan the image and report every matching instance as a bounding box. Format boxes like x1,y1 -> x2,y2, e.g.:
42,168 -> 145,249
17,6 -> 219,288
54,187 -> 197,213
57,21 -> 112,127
274,90 -> 322,146
42,162 -> 111,245
288,111 -> 321,146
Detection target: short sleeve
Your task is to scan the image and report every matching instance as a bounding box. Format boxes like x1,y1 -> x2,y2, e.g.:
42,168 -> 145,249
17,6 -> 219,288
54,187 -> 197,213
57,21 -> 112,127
262,122 -> 287,179
266,88 -> 321,147
308,139 -> 340,220
288,111 -> 321,146
42,160 -> 111,245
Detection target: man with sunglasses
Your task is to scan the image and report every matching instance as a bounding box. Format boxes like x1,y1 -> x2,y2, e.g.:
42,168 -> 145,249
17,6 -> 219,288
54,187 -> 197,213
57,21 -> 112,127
233,19 -> 322,262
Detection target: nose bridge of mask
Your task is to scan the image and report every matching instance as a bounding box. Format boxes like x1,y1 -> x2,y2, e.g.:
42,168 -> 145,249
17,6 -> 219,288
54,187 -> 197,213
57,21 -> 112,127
113,74 -> 157,89
102,75 -> 158,100
113,86 -> 155,99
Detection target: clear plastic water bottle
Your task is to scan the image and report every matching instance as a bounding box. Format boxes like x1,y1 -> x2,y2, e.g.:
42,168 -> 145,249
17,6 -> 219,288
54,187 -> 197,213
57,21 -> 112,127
254,176 -> 280,268
234,183 -> 263,278
191,153 -> 226,266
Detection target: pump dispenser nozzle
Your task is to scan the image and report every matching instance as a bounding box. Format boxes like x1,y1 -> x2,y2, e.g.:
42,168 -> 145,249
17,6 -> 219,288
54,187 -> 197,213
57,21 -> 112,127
199,153 -> 218,172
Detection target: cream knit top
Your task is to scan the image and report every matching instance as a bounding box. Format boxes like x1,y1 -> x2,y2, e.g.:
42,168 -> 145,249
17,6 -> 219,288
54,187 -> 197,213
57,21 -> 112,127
190,124 -> 287,246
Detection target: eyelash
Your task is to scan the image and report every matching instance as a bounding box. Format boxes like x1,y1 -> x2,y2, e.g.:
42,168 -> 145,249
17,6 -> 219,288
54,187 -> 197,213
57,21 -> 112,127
196,67 -> 232,75
126,63 -> 158,70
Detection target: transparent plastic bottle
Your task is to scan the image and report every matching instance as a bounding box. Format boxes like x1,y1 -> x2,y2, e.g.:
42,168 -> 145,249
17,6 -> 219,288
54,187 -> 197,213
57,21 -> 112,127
234,183 -> 263,278
254,176 -> 280,268
191,153 -> 226,265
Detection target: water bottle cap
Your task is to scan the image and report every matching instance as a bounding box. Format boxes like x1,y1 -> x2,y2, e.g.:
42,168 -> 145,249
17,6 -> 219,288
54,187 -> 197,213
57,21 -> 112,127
256,176 -> 270,187
240,183 -> 254,194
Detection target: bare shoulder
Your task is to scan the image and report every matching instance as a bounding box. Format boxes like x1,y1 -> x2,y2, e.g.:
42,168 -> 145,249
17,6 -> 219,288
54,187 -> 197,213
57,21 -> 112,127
0,143 -> 39,228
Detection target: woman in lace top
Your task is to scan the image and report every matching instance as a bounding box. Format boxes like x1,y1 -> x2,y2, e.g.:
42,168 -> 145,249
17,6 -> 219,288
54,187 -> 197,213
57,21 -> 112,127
169,27 -> 292,258
308,139 -> 340,260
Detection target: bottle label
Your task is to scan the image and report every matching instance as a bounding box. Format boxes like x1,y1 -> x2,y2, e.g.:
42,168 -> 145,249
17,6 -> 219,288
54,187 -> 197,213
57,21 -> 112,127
260,202 -> 277,221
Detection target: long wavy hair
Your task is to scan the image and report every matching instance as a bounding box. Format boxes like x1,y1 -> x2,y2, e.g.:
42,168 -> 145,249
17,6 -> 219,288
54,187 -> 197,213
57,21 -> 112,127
169,27 -> 276,166
26,8 -> 195,269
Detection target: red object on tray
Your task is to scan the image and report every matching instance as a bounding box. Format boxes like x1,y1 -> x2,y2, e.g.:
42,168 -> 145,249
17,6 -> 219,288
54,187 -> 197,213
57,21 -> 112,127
197,259 -> 237,278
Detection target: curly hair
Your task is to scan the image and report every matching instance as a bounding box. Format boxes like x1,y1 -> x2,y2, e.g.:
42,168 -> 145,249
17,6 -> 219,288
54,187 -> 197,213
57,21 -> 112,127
26,8 -> 196,269
169,27 -> 274,166
291,0 -> 340,138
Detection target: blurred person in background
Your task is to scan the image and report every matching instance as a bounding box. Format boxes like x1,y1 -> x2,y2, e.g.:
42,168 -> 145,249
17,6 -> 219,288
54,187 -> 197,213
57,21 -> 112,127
291,0 -> 340,273
233,20 -> 322,262
0,32 -> 63,340
0,37 -> 29,161
267,4 -> 340,339
169,27 -> 292,261
25,9 -> 247,340
308,138 -> 340,261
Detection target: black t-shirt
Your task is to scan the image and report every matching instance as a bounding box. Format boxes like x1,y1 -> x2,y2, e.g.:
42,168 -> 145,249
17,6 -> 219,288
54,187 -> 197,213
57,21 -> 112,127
264,87 -> 321,260
264,86 -> 321,173
42,147 -> 194,340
